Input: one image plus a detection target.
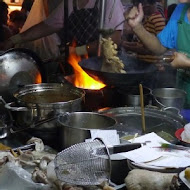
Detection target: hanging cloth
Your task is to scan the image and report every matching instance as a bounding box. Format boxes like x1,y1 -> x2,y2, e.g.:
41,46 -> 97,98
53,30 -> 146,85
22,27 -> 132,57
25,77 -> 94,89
67,0 -> 100,46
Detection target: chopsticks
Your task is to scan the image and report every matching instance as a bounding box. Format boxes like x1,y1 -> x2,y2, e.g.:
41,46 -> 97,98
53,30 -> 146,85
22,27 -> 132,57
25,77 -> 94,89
159,143 -> 190,151
139,84 -> 146,134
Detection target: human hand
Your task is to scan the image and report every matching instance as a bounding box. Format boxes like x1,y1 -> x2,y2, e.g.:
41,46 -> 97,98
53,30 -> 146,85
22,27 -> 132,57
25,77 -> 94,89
127,4 -> 144,30
171,52 -> 190,68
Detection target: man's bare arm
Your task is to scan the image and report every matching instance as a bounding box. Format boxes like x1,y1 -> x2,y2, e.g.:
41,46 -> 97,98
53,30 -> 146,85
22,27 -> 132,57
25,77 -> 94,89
20,21 -> 60,42
133,24 -> 167,55
127,3 -> 167,55
4,21 -> 60,50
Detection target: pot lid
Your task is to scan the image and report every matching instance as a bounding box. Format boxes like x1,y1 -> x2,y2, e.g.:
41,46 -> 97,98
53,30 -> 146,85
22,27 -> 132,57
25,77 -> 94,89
0,48 -> 45,101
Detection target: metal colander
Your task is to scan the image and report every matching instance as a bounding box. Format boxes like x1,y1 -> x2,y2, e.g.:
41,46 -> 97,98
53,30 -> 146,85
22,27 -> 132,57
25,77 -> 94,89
54,139 -> 111,186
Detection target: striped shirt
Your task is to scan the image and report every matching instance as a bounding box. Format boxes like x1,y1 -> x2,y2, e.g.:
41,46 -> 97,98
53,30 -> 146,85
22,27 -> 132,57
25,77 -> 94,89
156,2 -> 165,18
137,12 -> 166,63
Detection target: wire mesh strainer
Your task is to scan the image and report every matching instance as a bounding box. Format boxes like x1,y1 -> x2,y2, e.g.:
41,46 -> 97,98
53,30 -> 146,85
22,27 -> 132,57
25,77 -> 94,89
54,138 -> 111,186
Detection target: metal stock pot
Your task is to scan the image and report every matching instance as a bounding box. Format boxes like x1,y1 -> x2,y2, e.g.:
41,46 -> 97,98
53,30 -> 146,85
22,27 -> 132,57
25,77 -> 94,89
5,83 -> 85,129
100,106 -> 187,142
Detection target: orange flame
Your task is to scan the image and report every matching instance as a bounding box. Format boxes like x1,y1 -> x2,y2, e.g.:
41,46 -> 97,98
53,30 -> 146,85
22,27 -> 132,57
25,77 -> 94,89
68,54 -> 106,90
35,73 -> 42,84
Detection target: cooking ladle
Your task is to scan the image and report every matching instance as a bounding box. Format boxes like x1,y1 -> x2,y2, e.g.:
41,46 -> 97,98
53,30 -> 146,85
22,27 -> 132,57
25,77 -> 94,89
99,18 -> 128,37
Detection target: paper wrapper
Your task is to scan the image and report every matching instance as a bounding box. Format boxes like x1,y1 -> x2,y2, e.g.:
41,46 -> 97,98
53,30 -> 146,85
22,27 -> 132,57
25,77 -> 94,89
181,123 -> 190,143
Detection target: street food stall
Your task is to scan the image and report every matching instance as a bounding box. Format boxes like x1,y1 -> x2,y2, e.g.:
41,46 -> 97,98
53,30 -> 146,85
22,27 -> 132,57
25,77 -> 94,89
0,0 -> 190,190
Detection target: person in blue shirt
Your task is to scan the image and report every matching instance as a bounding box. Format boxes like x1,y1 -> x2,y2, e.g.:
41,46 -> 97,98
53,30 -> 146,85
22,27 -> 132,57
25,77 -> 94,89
127,0 -> 190,108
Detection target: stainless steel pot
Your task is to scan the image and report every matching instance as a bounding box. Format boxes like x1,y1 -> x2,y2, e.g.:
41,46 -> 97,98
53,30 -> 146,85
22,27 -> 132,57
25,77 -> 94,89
5,83 -> 85,129
100,106 -> 187,140
152,88 -> 186,110
57,112 -> 116,150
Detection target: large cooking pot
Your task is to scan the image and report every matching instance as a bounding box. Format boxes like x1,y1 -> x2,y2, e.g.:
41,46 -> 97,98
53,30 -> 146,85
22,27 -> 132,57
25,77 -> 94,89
0,48 -> 46,102
100,106 -> 187,140
5,83 -> 85,129
79,54 -> 157,87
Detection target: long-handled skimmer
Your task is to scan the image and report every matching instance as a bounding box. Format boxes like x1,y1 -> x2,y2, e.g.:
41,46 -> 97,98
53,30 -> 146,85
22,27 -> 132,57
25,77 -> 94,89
54,138 -> 143,186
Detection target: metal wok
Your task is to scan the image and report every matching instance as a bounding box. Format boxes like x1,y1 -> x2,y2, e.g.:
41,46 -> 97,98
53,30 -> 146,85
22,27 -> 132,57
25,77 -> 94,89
79,54 -> 157,87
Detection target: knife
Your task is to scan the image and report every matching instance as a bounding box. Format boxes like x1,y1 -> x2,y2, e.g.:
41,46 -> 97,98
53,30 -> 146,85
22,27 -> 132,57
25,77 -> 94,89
107,142 -> 144,154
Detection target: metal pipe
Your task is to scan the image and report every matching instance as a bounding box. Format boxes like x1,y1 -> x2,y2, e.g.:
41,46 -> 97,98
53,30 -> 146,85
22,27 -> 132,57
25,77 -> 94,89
63,0 -> 73,75
97,0 -> 106,57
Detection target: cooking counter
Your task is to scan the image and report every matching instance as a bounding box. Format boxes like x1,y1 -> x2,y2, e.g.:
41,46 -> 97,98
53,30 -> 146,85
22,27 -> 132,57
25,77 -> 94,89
0,122 -> 190,190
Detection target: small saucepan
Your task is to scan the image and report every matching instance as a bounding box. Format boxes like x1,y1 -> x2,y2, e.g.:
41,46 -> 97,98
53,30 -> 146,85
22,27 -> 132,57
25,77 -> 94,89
117,86 -> 152,107
152,88 -> 187,111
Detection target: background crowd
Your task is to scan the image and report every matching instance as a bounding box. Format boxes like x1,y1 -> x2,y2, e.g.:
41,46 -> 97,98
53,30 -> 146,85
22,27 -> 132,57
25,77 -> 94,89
0,0 -> 176,52
0,0 -> 180,88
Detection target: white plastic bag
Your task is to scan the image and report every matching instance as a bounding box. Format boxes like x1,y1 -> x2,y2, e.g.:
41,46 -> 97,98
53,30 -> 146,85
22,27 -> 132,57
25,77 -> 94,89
0,163 -> 52,190
17,0 -> 60,60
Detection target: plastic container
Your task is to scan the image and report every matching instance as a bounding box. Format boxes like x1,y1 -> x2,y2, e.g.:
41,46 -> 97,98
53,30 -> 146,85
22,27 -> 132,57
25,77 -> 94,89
180,109 -> 190,122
